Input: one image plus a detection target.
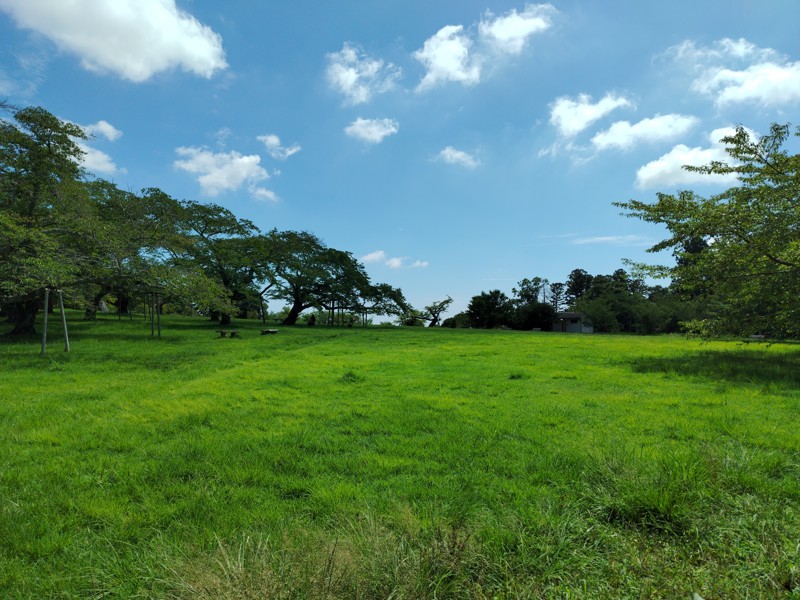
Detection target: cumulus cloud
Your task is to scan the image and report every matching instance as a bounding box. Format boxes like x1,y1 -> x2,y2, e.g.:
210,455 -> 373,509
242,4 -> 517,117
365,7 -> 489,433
437,146 -> 480,168
667,38 -> 800,108
0,0 -> 227,82
635,127 -> 746,189
413,5 -> 555,92
326,42 -> 402,105
361,250 -> 427,269
174,146 -> 270,197
591,114 -> 699,151
414,25 -> 481,92
479,3 -> 556,55
78,143 -> 123,175
257,134 -> 301,160
361,250 -> 387,264
82,119 -> 122,141
549,93 -> 634,137
344,118 -> 399,143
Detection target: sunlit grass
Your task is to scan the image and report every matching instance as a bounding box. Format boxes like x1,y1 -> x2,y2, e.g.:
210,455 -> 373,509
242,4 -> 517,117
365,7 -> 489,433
1,313 -> 798,597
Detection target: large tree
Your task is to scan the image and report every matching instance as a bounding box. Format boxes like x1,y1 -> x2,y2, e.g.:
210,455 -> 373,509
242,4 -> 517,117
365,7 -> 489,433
0,106 -> 86,334
178,200 -> 271,325
467,290 -> 513,329
616,123 -> 800,338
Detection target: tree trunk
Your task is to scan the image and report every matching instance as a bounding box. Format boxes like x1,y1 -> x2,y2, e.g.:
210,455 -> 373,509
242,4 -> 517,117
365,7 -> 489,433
220,313 -> 232,326
282,301 -> 304,325
5,297 -> 39,336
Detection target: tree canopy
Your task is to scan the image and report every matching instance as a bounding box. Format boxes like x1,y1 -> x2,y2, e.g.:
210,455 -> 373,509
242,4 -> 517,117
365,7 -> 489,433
616,123 -> 800,338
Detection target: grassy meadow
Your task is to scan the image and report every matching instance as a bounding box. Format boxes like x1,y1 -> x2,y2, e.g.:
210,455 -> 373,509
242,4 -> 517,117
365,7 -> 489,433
0,313 -> 799,598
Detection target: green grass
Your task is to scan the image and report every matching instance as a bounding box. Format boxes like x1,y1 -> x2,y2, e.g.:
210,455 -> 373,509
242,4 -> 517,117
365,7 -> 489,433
1,313 -> 799,598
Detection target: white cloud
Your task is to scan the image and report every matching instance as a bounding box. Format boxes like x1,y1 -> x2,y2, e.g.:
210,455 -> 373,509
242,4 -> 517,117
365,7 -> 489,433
414,25 -> 481,92
571,235 -> 653,246
344,118 -> 399,144
174,146 -> 269,197
249,186 -> 278,203
549,93 -> 634,137
361,250 -> 427,269
667,38 -> 800,108
82,119 -> 122,141
326,42 -> 402,105
479,4 -> 555,55
257,134 -> 301,160
695,61 -> 800,108
78,143 -> 124,175
635,127 -> 746,189
361,250 -> 387,263
0,0 -> 227,82
386,257 -> 405,269
437,146 -> 480,169
591,114 -> 699,151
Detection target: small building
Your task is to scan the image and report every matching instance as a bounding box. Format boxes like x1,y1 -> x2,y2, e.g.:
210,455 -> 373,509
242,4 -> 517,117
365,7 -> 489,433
555,311 -> 593,333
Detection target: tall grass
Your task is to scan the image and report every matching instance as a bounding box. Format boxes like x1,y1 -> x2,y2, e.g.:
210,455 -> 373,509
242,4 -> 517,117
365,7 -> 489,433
1,314 -> 798,597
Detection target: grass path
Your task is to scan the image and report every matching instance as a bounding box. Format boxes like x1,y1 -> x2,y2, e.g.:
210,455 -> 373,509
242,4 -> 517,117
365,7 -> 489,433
1,315 -> 798,597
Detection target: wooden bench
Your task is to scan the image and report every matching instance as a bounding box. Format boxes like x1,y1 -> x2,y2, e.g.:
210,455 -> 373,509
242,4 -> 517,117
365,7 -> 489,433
216,330 -> 240,338
260,329 -> 279,335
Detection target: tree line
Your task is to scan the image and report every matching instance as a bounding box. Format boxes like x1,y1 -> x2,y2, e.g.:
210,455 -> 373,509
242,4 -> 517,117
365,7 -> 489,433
0,104 -> 411,335
439,268 -> 703,333
4,102 -> 796,338
447,123 -> 800,338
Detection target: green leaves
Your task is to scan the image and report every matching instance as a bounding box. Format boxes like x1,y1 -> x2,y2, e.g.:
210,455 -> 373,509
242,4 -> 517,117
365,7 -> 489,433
618,123 -> 800,338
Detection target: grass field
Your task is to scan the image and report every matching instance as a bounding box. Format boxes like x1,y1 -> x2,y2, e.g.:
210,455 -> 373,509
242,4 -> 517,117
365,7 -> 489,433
1,313 -> 799,598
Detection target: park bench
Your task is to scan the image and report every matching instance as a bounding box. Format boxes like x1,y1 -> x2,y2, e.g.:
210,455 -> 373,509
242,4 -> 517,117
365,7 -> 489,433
260,329 -> 279,335
216,330 -> 240,338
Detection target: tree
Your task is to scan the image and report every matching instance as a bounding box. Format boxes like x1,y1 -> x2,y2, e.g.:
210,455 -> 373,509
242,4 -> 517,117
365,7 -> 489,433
513,277 -> 548,305
0,106 -> 87,334
265,231 -> 374,325
178,200 -> 271,325
467,290 -> 513,329
616,123 -> 800,337
565,269 -> 593,306
549,282 -> 566,313
418,296 -> 453,327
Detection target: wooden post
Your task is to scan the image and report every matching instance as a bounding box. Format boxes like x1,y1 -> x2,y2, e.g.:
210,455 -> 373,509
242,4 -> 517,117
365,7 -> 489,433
58,289 -> 70,352
149,293 -> 155,336
40,288 -> 50,357
156,293 -> 161,338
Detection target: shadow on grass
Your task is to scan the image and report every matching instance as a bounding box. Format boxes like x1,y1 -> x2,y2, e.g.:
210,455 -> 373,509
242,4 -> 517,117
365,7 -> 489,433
631,349 -> 800,389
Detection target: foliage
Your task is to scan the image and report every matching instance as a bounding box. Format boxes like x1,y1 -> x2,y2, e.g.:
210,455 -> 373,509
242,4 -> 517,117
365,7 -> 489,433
616,123 -> 800,338
0,106 -> 86,333
467,289 -> 513,328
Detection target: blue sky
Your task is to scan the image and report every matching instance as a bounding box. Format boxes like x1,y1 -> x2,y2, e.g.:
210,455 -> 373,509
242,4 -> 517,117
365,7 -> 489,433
1,1 -> 799,316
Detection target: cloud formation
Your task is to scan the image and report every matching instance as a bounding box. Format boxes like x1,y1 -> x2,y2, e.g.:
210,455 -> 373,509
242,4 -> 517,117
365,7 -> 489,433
549,93 -> 634,138
437,146 -> 480,168
81,119 -> 123,141
326,42 -> 402,105
570,234 -> 653,246
0,0 -> 227,82
257,134 -> 301,160
413,4 -> 556,92
414,25 -> 480,92
361,250 -> 428,269
591,114 -> 699,151
668,38 -> 800,108
344,118 -> 399,143
635,127 -> 744,189
174,146 -> 274,199
479,4 -> 556,55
